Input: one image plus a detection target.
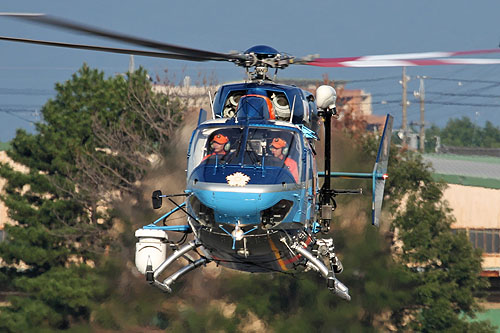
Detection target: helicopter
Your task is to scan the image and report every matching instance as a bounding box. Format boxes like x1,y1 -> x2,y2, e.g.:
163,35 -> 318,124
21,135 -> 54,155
3,13 -> 500,301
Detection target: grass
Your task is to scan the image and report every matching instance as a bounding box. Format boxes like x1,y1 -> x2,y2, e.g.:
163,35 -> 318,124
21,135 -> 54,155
432,173 -> 500,189
0,142 -> 11,151
475,309 -> 500,332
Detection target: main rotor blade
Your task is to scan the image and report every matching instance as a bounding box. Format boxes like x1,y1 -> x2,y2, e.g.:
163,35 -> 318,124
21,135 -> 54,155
305,57 -> 500,68
0,36 -> 211,62
303,48 -> 500,66
0,13 -> 245,62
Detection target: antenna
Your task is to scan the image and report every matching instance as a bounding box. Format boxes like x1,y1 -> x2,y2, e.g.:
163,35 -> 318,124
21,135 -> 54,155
400,67 -> 409,146
289,96 -> 296,123
208,91 -> 215,119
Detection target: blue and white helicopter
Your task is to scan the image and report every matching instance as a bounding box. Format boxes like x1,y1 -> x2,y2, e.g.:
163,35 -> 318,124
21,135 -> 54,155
138,80 -> 391,301
3,13 -> 500,300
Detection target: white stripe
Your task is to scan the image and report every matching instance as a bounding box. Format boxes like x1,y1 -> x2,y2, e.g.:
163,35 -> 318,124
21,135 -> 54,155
439,58 -> 500,65
340,58 -> 500,68
340,60 -> 416,67
358,52 -> 451,61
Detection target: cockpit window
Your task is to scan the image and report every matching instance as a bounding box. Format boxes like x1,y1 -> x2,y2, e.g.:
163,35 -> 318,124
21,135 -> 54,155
188,127 -> 244,171
187,126 -> 302,183
243,129 -> 300,182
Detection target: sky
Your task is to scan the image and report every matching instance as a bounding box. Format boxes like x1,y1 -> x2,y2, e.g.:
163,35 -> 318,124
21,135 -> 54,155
1,0 -> 500,141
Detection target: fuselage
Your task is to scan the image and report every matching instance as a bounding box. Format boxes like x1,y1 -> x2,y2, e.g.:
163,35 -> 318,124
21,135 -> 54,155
184,81 -> 320,272
187,83 -> 317,272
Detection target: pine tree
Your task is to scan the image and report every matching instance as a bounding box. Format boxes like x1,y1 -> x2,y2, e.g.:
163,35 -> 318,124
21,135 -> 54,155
0,64 -> 183,331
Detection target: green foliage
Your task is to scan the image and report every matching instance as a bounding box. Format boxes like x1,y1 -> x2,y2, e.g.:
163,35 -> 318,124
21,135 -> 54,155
425,116 -> 500,149
0,266 -> 105,332
387,150 -> 495,332
0,64 -> 183,331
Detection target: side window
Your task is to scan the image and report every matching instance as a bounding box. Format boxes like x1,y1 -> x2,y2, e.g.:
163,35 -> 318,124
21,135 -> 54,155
264,130 -> 301,182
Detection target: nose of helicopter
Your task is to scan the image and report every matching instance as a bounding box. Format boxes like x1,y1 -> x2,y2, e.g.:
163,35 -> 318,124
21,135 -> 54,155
193,187 -> 289,224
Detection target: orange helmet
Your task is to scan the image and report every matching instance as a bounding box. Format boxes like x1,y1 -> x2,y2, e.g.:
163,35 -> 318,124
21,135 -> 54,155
270,137 -> 287,149
211,133 -> 229,145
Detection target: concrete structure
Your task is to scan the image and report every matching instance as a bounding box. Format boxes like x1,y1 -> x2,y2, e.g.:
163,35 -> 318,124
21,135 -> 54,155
338,88 -> 373,117
152,80 -> 217,110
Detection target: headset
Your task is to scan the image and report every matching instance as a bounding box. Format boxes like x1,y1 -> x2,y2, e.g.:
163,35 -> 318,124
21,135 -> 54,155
269,138 -> 289,156
210,133 -> 231,152
211,141 -> 231,152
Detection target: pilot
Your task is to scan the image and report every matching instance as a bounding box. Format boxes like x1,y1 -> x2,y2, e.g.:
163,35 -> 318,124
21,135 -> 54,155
269,137 -> 299,183
203,133 -> 230,161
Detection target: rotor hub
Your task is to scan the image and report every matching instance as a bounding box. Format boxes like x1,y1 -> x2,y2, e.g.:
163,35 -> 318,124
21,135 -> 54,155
238,45 -> 295,81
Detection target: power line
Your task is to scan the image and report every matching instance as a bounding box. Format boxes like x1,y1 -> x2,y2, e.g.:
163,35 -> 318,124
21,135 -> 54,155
424,100 -> 500,108
426,91 -> 500,98
0,88 -> 54,96
425,77 -> 500,85
340,98 -> 500,108
345,76 -> 400,83
0,109 -> 39,124
0,105 -> 42,111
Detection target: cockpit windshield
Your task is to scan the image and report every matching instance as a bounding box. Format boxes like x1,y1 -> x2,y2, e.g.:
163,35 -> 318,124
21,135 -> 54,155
187,126 -> 302,183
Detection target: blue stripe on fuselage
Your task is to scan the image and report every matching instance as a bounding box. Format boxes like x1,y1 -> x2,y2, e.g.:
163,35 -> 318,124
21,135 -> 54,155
188,183 -> 303,225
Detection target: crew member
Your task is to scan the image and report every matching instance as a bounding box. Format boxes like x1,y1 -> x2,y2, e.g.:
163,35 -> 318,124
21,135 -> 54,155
203,133 -> 229,161
269,137 -> 299,182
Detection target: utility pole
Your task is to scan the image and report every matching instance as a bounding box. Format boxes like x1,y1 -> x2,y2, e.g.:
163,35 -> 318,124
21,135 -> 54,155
128,55 -> 135,73
414,76 -> 426,153
400,67 -> 410,145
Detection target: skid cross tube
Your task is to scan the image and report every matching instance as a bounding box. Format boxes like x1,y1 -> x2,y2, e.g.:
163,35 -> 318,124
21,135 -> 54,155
147,240 -> 208,293
161,258 -> 208,293
153,240 -> 199,280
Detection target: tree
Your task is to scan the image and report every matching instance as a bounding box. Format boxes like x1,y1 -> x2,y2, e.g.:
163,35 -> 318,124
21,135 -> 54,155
481,121 -> 500,148
386,150 -> 494,332
440,117 -> 479,147
425,116 -> 500,149
0,64 -> 183,331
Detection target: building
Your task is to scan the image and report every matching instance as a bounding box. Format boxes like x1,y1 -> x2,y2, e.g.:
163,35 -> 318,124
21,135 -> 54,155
423,153 -> 500,277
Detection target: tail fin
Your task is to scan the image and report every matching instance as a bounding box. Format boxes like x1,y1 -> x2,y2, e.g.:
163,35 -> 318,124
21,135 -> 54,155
372,115 -> 393,226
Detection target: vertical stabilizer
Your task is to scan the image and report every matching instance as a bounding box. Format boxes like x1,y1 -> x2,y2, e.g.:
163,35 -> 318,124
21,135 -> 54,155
372,115 -> 393,226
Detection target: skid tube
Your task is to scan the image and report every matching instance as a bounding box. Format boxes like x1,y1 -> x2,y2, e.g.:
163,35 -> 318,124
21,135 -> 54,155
145,240 -> 209,293
288,240 -> 351,301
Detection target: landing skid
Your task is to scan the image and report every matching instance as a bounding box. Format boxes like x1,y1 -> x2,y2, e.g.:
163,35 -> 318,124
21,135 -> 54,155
284,236 -> 350,301
145,240 -> 210,293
